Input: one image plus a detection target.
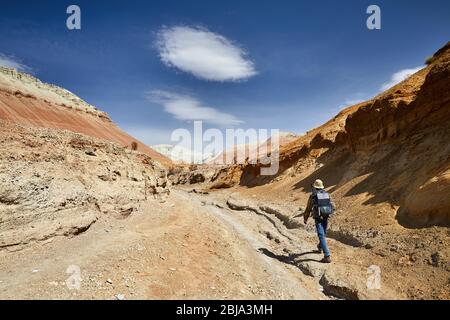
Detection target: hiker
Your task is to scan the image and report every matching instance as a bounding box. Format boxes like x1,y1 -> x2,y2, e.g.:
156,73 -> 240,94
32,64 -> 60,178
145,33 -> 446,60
303,179 -> 335,263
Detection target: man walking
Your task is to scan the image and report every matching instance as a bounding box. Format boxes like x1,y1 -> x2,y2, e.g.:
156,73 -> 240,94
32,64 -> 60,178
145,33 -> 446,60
303,179 -> 335,263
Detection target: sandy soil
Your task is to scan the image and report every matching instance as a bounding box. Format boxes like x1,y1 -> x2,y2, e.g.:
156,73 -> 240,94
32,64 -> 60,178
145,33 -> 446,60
0,189 -> 327,300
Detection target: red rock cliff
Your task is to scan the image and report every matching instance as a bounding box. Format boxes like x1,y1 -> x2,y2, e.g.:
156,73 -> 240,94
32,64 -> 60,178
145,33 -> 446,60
0,67 -> 171,167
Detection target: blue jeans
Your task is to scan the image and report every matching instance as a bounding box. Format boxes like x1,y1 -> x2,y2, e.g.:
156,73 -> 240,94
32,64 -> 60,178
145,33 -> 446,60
315,218 -> 330,257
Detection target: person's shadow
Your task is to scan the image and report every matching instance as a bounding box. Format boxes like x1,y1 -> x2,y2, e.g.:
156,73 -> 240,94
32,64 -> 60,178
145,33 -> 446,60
258,248 -> 323,266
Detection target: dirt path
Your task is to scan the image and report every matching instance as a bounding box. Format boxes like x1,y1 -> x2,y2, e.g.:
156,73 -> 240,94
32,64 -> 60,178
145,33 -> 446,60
182,188 -> 404,300
0,188 -> 327,300
0,185 -> 409,300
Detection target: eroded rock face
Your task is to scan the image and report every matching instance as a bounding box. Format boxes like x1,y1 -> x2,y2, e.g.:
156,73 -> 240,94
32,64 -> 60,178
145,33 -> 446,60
345,43 -> 450,152
401,168 -> 450,227
0,121 -> 169,250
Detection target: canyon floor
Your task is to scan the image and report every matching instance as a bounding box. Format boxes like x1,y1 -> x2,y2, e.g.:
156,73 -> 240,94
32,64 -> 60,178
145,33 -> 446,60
0,188 -> 323,300
2,186 -> 444,300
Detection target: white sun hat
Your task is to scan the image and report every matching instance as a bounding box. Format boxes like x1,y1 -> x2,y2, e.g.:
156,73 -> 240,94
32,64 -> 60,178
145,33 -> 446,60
312,179 -> 325,189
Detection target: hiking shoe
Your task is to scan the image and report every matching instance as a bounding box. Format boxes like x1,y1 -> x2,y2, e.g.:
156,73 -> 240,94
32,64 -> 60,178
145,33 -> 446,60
316,244 -> 322,253
321,256 -> 332,263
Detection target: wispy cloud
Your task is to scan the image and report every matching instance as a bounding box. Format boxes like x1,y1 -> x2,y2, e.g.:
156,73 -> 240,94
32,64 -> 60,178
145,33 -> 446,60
380,66 -> 423,91
155,25 -> 257,82
338,65 -> 425,111
148,90 -> 243,126
0,53 -> 31,73
337,98 -> 366,110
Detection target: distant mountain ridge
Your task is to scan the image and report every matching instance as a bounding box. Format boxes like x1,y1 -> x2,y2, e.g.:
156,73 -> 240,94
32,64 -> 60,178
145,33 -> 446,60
152,144 -> 213,164
207,131 -> 299,165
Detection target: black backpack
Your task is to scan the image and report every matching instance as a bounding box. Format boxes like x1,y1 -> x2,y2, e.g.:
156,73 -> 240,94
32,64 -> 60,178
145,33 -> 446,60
312,189 -> 334,218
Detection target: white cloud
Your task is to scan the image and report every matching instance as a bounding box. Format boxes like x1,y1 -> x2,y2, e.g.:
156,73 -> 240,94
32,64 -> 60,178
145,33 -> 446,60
380,66 -> 423,91
148,90 -> 243,126
155,26 -> 257,82
0,53 -> 31,72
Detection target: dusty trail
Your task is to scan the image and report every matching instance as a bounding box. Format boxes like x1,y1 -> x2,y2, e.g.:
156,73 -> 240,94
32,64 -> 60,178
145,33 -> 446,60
0,188 -> 328,300
181,188 -> 403,300
176,189 -> 324,299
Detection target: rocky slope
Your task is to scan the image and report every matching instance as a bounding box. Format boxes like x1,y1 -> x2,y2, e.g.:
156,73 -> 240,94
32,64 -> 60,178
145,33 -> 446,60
0,121 -> 169,251
0,68 -> 174,251
216,42 -> 450,228
0,67 -> 171,167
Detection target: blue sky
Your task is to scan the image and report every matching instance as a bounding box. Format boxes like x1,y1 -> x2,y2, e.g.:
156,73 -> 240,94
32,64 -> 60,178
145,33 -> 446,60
0,0 -> 449,146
